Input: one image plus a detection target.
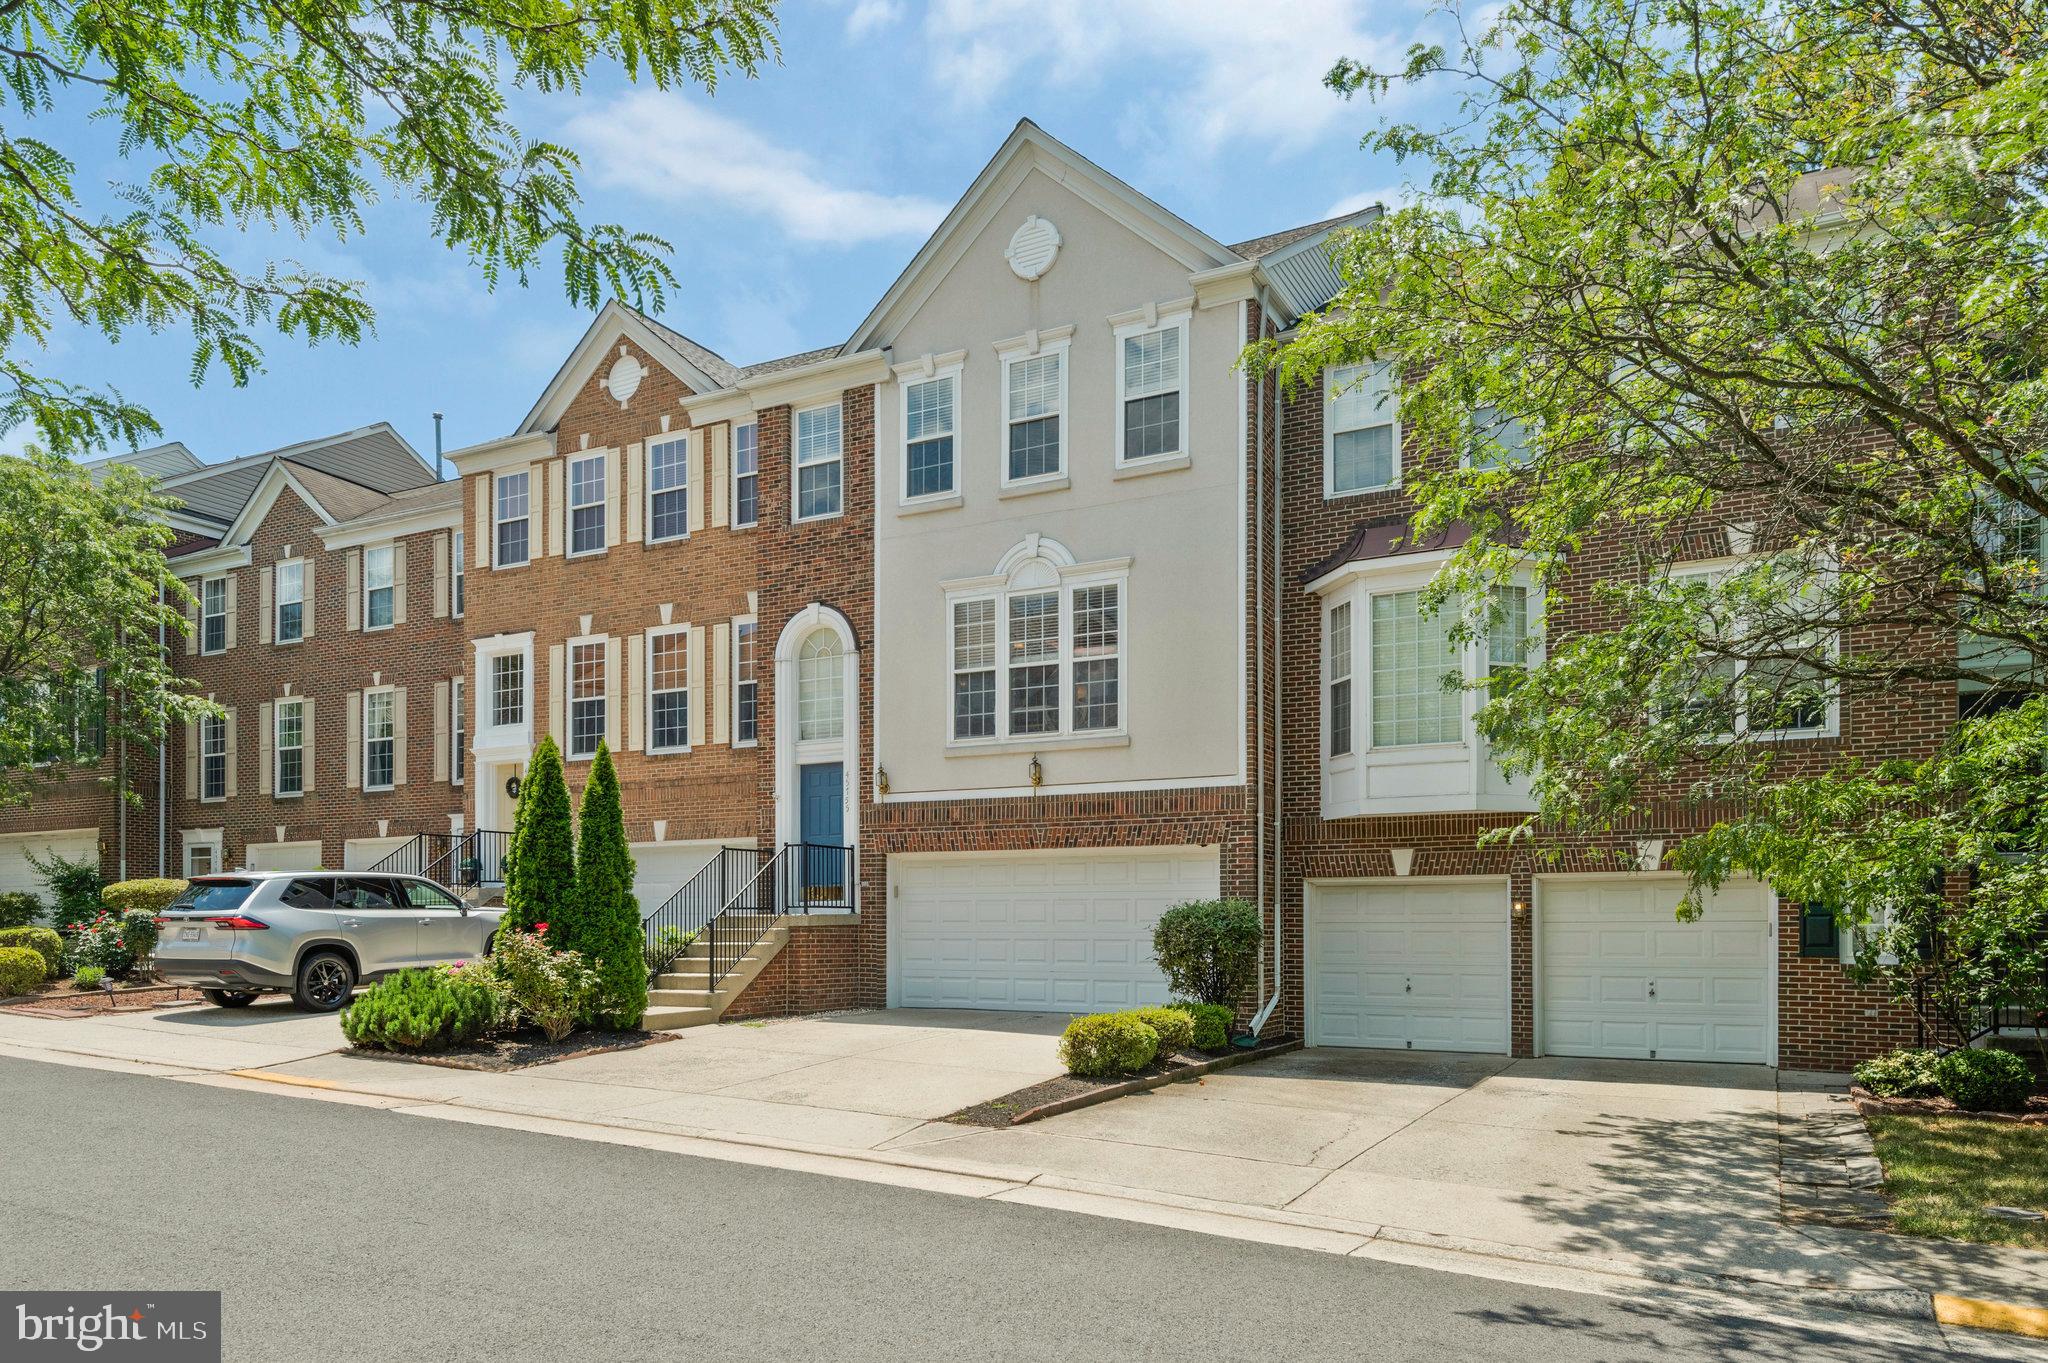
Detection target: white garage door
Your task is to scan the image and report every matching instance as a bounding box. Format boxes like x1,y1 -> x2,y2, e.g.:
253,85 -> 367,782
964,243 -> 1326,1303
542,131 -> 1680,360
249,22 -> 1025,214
0,829 -> 97,897
892,849 -> 1218,1012
631,842 -> 740,917
343,837 -> 411,871
1307,883 -> 1509,1052
1540,878 -> 1772,1064
247,841 -> 322,872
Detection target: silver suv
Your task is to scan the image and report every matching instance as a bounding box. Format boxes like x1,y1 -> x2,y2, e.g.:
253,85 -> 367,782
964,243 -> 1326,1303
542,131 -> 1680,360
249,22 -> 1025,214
154,872 -> 507,1012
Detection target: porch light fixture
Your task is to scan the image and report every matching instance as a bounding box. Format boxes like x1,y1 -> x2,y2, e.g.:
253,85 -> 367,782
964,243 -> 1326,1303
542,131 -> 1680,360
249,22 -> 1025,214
875,765 -> 890,796
1512,899 -> 1530,917
1028,755 -> 1043,789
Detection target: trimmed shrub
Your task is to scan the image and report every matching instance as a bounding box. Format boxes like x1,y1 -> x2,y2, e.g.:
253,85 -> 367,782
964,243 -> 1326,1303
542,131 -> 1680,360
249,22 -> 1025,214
0,947 -> 44,997
65,908 -> 159,978
1058,1012 -> 1159,1077
28,850 -> 103,932
1169,1001 -> 1234,1052
0,926 -> 62,978
1128,1006 -> 1195,1057
1933,1047 -> 2033,1113
71,965 -> 106,991
500,736 -> 576,946
1151,898 -> 1262,1007
341,969 -> 498,1053
0,891 -> 42,929
102,878 -> 188,915
571,742 -> 646,1029
1852,1048 -> 1942,1099
461,928 -> 596,1042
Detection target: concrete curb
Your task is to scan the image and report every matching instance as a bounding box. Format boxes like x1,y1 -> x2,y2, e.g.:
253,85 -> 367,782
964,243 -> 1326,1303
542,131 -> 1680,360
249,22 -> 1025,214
1008,1037 -> 1304,1124
1934,1293 -> 2048,1341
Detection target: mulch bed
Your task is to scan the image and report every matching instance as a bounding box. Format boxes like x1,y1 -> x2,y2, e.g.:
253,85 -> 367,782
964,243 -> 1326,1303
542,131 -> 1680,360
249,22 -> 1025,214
1850,1084 -> 2048,1126
342,1028 -> 675,1072
948,1034 -> 1301,1127
0,980 -> 201,1017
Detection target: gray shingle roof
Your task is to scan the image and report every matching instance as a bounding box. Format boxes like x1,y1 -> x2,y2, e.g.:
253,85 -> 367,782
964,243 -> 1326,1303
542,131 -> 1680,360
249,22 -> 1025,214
280,461 -> 396,523
1228,210 -> 1377,261
631,309 -> 743,389
739,346 -> 843,381
82,442 -> 202,483
156,423 -> 432,526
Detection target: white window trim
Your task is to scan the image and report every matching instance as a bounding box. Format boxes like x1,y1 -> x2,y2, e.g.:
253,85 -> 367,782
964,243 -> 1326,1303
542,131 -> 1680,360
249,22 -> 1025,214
274,696 -> 305,799
1462,404 -> 1540,471
565,631 -> 608,761
941,553 -> 1130,751
645,624 -> 692,755
1668,557 -> 1840,741
274,557 -> 306,645
732,421 -> 760,530
493,470 -> 532,570
183,831 -> 223,878
1324,599 -> 1355,766
732,615 -> 759,749
646,432 -> 691,545
362,684 -> 397,792
897,358 -> 965,509
792,401 -> 846,524
476,635 -> 534,744
1324,360 -> 1401,499
199,710 -> 228,802
362,542 -> 397,633
200,575 -> 229,656
994,328 -> 1074,492
451,532 -> 466,618
450,675 -> 466,787
566,451 -> 608,558
1112,308 -> 1191,469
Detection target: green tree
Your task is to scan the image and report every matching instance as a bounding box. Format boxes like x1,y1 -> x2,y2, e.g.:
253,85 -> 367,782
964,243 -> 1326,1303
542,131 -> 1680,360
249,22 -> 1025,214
572,741 -> 644,1028
0,0 -> 778,454
1260,0 -> 2048,1034
500,736 -> 574,946
0,453 -> 209,804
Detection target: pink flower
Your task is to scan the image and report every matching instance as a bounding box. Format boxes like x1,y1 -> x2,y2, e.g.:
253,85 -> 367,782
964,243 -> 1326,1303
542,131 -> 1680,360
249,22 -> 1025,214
533,922 -> 548,936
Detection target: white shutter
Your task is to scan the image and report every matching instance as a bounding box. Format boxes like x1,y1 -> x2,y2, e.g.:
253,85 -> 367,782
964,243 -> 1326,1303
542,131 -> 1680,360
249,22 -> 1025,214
345,550 -> 362,632
709,423 -> 730,529
393,686 -> 409,785
302,559 -> 317,639
686,434 -> 706,534
393,542 -> 409,625
625,632 -> 645,753
259,566 -> 274,645
605,449 -> 622,549
528,461 -> 547,559
183,720 -> 198,798
549,459 -> 566,557
603,636 -> 621,748
549,643 -> 565,745
184,588 -> 199,656
687,625 -> 706,753
712,622 -> 732,744
346,690 -> 362,789
473,477 -> 491,568
224,574 -> 238,651
223,707 -> 239,798
258,701 -> 273,795
432,532 -> 450,619
301,696 -> 317,793
624,443 -> 643,543
433,680 -> 450,783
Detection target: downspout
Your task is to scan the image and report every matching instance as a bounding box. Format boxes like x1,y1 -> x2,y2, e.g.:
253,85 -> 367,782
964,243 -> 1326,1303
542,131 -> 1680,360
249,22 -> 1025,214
1250,292 -> 1287,1039
156,580 -> 167,877
1249,297 -> 1266,1007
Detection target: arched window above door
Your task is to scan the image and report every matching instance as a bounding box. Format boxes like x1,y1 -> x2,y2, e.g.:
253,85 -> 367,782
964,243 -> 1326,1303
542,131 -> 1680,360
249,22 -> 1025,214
797,629 -> 845,742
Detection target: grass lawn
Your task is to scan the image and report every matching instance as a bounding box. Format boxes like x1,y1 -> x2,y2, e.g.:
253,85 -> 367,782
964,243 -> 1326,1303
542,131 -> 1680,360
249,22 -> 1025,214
1866,1114 -> 2048,1248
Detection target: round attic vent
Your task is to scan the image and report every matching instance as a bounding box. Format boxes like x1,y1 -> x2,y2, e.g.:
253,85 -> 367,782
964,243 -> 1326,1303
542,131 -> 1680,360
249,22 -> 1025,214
1005,215 -> 1062,281
605,352 -> 645,404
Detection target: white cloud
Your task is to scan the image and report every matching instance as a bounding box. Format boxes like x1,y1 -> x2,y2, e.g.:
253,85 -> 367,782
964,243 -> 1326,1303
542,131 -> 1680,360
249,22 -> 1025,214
565,92 -> 947,245
844,0 -> 905,37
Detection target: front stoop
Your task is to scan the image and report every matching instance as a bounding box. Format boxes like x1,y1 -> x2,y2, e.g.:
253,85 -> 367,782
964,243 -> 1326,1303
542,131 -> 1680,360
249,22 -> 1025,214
641,921 -> 792,1030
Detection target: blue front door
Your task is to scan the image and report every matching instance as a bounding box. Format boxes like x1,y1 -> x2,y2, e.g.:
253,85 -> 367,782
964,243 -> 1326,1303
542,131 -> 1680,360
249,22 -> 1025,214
798,762 -> 845,904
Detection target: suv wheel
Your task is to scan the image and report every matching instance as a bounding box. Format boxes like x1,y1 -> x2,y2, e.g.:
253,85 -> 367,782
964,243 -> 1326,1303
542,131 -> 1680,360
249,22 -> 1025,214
293,951 -> 356,1012
202,989 -> 259,1008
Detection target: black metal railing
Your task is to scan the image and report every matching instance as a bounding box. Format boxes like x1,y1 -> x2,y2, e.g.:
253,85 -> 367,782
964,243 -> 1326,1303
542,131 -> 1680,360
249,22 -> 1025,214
369,833 -> 456,879
788,841 -> 856,913
641,846 -> 773,976
369,830 -> 511,893
641,842 -> 857,987
704,849 -> 785,994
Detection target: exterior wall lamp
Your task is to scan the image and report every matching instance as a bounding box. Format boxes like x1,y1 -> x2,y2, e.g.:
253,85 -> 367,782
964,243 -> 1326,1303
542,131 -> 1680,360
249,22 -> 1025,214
1028,755 -> 1043,789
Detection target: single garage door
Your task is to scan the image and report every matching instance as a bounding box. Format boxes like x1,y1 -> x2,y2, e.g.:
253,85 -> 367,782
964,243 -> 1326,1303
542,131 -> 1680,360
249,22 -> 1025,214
1540,878 -> 1771,1064
247,840 -> 322,872
0,828 -> 97,898
631,841 -> 744,917
892,849 -> 1218,1012
1307,882 -> 1509,1052
343,837 -> 411,871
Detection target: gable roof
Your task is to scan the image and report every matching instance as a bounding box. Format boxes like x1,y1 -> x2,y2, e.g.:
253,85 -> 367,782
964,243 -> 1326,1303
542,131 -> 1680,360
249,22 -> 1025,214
1233,206 -> 1382,320
81,441 -> 203,483
155,422 -> 431,526
518,299 -> 741,434
847,119 -> 1239,355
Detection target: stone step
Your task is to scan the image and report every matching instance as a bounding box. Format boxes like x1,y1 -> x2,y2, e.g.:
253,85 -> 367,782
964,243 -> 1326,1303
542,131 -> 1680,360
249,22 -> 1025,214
648,988 -> 717,1008
642,1005 -> 720,1031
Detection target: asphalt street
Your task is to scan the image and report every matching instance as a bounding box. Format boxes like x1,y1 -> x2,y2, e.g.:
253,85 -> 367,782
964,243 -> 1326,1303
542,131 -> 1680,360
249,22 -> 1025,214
0,1055 -> 2019,1362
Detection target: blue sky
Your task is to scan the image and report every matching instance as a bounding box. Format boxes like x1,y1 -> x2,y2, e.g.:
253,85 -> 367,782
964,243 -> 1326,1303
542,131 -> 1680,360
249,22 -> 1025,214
23,0 -> 1449,468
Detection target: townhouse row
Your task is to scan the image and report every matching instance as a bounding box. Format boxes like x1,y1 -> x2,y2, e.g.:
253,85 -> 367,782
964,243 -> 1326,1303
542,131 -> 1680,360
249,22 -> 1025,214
4,122 -> 1941,1070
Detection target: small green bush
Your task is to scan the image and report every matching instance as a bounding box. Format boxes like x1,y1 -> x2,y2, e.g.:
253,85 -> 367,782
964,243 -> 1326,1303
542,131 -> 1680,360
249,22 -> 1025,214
71,965 -> 106,991
1933,1048 -> 2033,1113
0,946 -> 45,997
1058,1012 -> 1159,1077
1128,1006 -> 1195,1057
1151,898 -> 1262,1007
0,926 -> 62,978
1169,1001 -> 1234,1052
28,850 -> 104,931
1852,1048 -> 1942,1098
341,969 -> 499,1053
455,928 -> 596,1042
102,878 -> 188,915
0,891 -> 42,929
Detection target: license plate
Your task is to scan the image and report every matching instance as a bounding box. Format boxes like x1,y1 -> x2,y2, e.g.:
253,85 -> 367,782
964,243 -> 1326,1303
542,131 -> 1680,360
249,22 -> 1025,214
179,926 -> 201,941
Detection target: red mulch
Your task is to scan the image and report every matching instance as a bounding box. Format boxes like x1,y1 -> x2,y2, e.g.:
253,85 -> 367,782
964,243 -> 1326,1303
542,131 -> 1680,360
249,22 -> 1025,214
1850,1084 -> 2048,1125
341,1028 -> 675,1071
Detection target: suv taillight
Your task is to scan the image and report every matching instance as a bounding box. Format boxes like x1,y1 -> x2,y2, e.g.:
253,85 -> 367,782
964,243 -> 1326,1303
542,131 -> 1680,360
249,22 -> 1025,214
208,916 -> 269,930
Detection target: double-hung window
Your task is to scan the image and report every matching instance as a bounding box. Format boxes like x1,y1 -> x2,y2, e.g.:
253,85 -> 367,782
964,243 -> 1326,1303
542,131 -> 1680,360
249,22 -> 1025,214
495,471 -> 530,567
950,600 -> 996,739
647,434 -> 689,542
794,404 -> 843,521
363,689 -> 395,790
1327,603 -> 1353,757
1370,590 -> 1461,746
948,576 -> 1124,743
450,677 -> 465,785
1116,317 -> 1186,465
733,621 -> 758,745
568,453 -> 606,555
1007,591 -> 1061,734
1468,405 -> 1536,469
1326,361 -> 1399,495
568,640 -> 605,759
200,712 -> 227,800
648,629 -> 688,752
452,533 -> 465,617
1003,348 -> 1065,483
275,560 -> 304,643
1070,586 -> 1120,731
201,577 -> 228,654
903,372 -> 957,501
490,653 -> 525,728
1486,586 -> 1532,693
733,422 -> 759,528
1671,562 -> 1833,737
274,698 -> 304,797
364,545 -> 395,630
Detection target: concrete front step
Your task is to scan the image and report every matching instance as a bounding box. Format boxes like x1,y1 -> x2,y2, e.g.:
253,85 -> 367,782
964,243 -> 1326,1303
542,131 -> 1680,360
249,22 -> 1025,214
641,1005 -> 719,1030
639,921 -> 793,1030
648,988 -> 718,1008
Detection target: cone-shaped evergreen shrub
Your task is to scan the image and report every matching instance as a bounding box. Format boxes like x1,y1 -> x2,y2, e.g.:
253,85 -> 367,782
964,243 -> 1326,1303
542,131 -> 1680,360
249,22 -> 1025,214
574,742 -> 646,1028
500,736 -> 576,947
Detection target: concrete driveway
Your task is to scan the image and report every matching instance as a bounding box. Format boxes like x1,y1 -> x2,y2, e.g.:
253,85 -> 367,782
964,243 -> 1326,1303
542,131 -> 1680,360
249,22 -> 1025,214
0,994 -> 347,1072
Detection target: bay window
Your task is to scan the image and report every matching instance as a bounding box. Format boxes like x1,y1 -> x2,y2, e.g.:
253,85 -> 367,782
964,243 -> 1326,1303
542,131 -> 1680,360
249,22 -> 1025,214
1326,602 -> 1353,757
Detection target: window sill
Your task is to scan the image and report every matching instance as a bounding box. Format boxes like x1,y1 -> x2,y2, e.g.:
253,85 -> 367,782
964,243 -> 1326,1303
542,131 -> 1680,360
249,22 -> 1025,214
363,785 -> 395,794
1113,452 -> 1191,480
793,510 -> 845,526
363,624 -> 394,635
645,533 -> 690,548
998,474 -> 1070,500
273,637 -> 304,648
272,791 -> 303,801
1326,479 -> 1401,501
898,490 -> 963,516
944,731 -> 1131,758
567,548 -> 608,561
646,745 -> 692,757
